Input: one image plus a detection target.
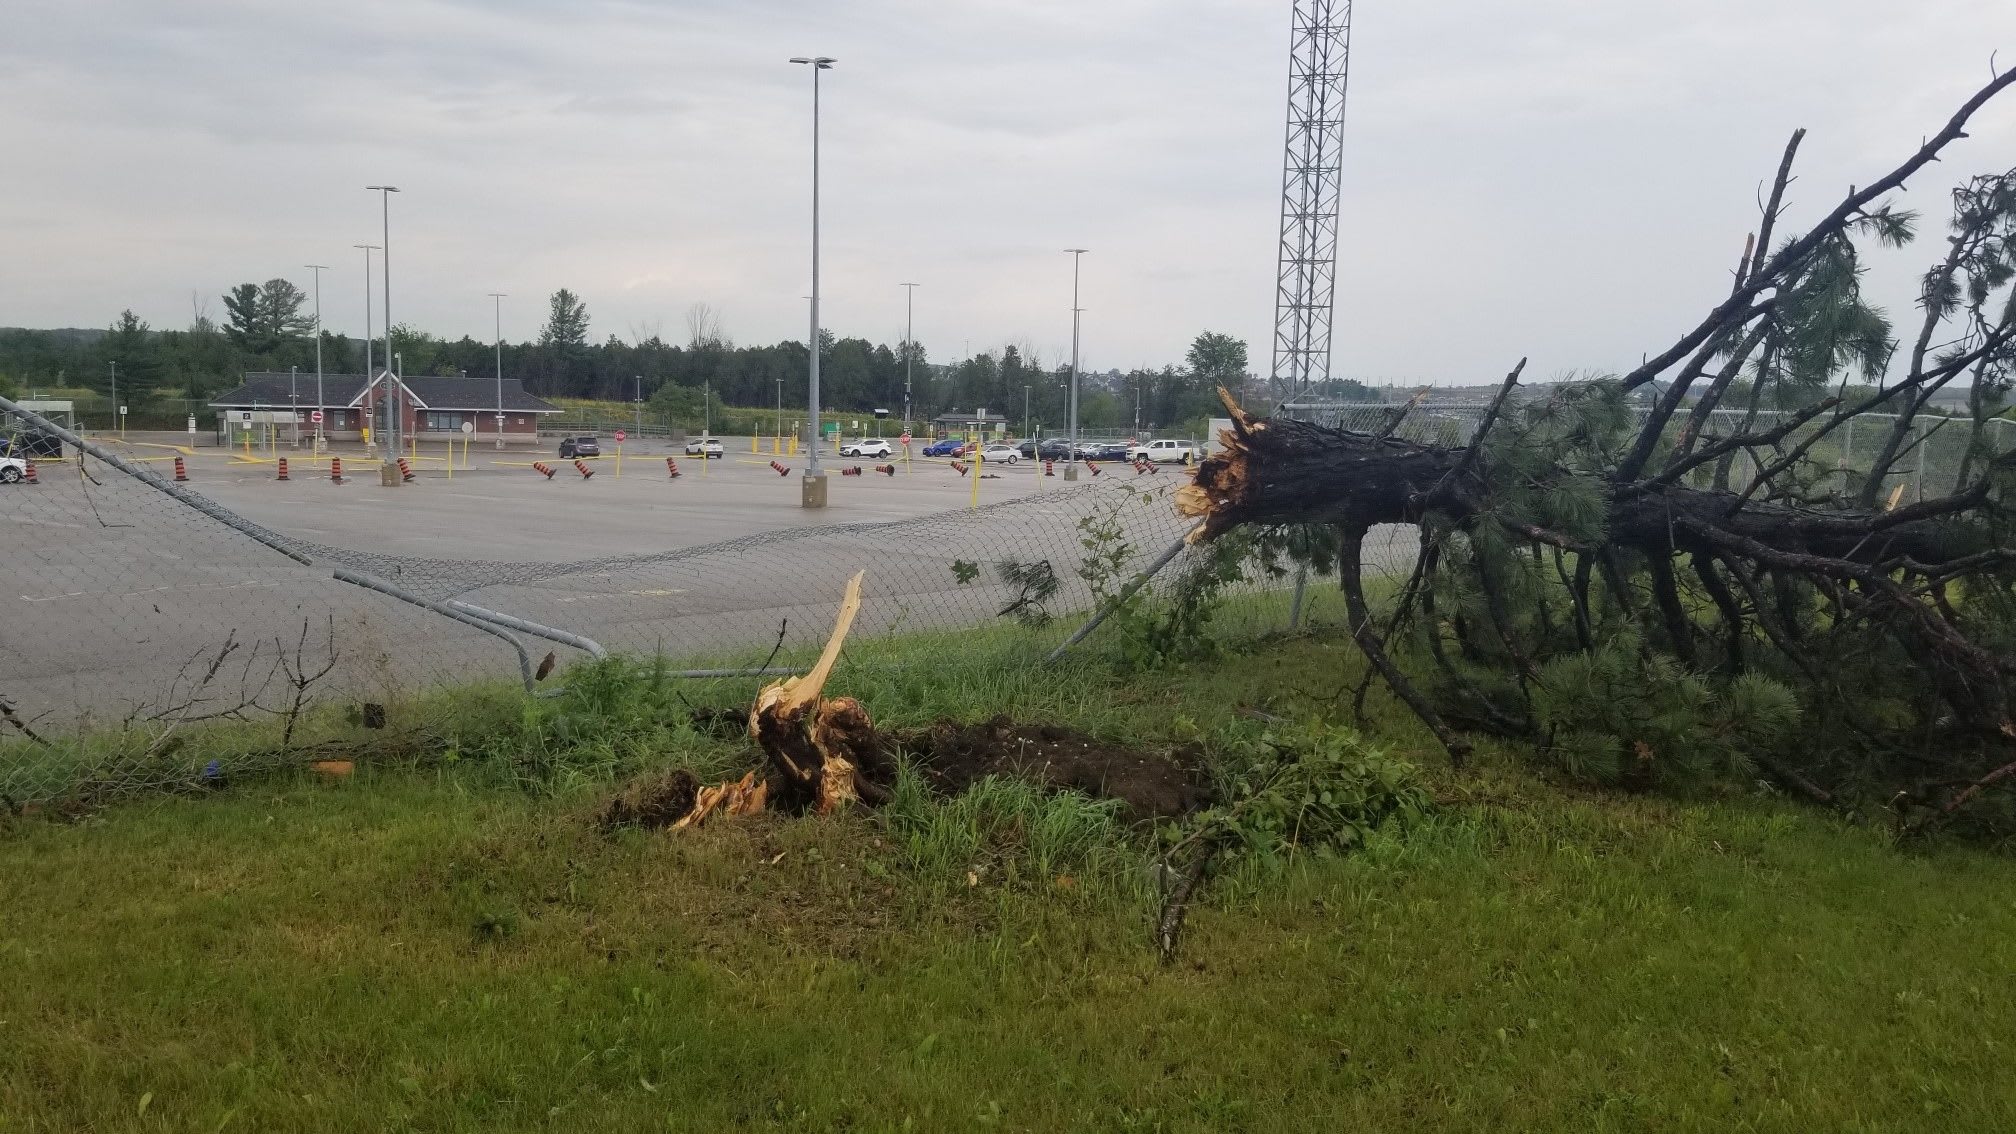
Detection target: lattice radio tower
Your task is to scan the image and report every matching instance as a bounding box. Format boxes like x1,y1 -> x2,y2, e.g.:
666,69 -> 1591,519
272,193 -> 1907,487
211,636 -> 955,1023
1269,0 -> 1354,401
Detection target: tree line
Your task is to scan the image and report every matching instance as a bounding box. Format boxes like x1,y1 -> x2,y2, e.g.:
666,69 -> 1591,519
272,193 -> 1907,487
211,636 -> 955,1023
0,282 -> 1377,432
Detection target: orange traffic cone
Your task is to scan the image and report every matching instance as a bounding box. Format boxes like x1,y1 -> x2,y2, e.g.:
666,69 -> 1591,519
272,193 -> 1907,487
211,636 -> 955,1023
396,457 -> 415,483
574,459 -> 594,479
276,457 -> 290,481
330,456 -> 346,484
23,461 -> 38,485
173,457 -> 189,482
769,461 -> 790,476
666,457 -> 682,479
533,461 -> 557,479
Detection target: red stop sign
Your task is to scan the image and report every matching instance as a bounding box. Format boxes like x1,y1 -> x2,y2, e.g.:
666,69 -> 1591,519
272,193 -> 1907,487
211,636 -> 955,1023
613,430 -> 627,443
899,432 -> 912,446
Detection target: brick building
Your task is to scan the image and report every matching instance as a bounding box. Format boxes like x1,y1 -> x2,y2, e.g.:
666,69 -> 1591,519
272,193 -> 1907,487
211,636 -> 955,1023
208,372 -> 560,445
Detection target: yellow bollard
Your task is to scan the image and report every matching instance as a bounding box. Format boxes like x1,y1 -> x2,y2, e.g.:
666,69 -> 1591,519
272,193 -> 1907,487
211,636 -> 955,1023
969,431 -> 982,510
615,444 -> 622,478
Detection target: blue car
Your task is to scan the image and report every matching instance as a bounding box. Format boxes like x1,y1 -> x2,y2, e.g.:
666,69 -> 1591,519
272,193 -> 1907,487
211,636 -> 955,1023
922,438 -> 968,457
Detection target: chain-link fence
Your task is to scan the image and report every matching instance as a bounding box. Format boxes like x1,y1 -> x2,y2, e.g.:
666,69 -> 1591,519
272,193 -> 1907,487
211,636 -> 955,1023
3,395 -> 1411,804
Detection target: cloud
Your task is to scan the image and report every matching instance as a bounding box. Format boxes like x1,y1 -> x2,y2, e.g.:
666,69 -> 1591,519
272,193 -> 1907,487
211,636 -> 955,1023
4,0 -> 2015,382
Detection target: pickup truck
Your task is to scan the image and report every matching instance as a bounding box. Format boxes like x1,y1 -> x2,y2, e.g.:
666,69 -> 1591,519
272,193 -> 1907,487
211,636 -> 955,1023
1127,438 -> 1199,464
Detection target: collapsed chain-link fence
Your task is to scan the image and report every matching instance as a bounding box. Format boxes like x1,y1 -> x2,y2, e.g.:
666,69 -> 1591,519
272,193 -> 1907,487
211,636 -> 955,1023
1,396 -> 1411,804
5,391 -> 2003,805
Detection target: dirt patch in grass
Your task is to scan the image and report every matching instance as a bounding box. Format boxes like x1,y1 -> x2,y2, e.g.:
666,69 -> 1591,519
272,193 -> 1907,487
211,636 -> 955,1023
894,715 -> 1210,820
597,769 -> 701,830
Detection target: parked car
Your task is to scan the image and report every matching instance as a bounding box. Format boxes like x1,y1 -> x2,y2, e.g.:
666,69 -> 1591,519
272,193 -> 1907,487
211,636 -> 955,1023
922,437 -> 968,457
979,444 -> 1020,464
1017,438 -> 1074,461
840,438 -> 894,458
684,436 -> 725,458
558,436 -> 601,459
1128,438 -> 1199,464
8,429 -> 61,459
0,454 -> 25,484
1081,441 -> 1131,462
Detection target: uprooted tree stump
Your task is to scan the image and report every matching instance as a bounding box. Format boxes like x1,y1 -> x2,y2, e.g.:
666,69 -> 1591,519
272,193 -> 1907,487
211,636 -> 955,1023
672,570 -> 891,830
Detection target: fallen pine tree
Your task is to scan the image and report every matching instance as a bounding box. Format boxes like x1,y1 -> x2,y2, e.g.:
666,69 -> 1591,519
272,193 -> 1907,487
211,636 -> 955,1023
1181,67 -> 2016,833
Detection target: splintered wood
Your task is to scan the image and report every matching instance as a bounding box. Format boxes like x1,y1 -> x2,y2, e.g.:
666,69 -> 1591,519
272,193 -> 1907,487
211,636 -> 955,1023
678,570 -> 884,829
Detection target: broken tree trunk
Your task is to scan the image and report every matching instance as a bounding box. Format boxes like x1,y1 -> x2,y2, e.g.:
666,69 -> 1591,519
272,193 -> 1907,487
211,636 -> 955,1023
746,570 -> 891,814
1179,385 -> 2016,768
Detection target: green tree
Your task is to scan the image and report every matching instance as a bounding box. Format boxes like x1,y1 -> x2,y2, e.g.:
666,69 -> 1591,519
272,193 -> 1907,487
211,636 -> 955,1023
1186,331 -> 1247,391
222,279 -> 312,356
103,309 -> 163,406
539,289 -> 590,352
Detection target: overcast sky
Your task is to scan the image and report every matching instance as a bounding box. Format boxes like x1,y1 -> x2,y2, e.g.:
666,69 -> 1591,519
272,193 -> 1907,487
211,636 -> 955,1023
6,0 -> 2015,384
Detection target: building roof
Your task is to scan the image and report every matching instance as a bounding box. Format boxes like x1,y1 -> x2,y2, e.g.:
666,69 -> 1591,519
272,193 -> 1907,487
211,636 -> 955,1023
400,375 -> 559,413
931,409 -> 1009,423
210,372 -> 560,414
209,373 -> 370,408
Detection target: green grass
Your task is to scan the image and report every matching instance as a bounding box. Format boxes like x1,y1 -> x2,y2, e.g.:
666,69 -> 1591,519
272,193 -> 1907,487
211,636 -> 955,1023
5,629 -> 2016,1130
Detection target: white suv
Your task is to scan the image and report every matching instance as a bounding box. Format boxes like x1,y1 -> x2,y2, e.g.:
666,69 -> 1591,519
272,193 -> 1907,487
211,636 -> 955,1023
0,455 -> 25,484
840,438 -> 893,458
1128,438 -> 1199,464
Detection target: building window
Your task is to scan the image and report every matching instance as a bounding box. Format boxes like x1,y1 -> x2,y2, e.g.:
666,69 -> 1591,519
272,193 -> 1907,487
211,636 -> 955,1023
423,412 -> 463,432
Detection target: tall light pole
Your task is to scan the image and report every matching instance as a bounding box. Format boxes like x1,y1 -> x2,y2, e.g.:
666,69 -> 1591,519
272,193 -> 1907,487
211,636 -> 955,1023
355,243 -> 379,445
366,186 -> 400,456
107,361 -> 118,437
305,264 -> 328,448
1023,384 -> 1031,448
900,282 -> 919,435
289,364 -> 300,446
776,377 -> 784,451
1064,248 -> 1088,479
488,292 -> 507,448
789,55 -> 834,507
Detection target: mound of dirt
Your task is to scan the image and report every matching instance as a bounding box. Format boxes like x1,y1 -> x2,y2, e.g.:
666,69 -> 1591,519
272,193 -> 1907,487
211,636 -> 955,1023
598,768 -> 701,830
896,715 -> 1209,820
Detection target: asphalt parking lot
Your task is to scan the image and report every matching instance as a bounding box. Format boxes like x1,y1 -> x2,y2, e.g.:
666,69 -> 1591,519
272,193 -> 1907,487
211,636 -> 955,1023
1,435 -> 1222,731
176,435 -> 1109,560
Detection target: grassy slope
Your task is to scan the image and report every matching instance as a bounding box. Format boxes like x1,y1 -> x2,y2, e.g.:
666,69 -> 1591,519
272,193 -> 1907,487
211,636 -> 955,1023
4,634 -> 2016,1132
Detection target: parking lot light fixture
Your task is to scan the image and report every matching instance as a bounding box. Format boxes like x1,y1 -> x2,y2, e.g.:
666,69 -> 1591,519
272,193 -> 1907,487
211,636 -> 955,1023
490,293 -> 507,448
306,264 -> 329,447
789,55 -> 835,504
